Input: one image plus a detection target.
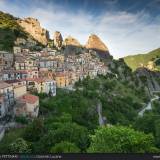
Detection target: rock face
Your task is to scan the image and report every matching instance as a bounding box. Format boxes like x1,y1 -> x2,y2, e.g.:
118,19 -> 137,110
135,67 -> 160,92
85,34 -> 110,58
64,36 -> 81,47
54,31 -> 63,49
17,17 -> 49,45
63,36 -> 82,55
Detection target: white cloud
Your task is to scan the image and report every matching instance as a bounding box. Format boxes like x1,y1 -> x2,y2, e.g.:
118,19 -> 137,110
0,0 -> 160,58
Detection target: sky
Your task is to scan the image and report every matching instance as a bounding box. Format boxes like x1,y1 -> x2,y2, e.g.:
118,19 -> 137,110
0,0 -> 160,58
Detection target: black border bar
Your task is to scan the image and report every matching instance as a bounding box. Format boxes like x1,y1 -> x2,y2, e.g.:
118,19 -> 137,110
0,154 -> 160,160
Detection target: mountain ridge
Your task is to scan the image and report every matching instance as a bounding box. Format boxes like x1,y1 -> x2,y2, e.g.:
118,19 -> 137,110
124,48 -> 160,71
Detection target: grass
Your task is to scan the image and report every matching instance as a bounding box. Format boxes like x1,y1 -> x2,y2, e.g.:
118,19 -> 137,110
124,48 -> 160,71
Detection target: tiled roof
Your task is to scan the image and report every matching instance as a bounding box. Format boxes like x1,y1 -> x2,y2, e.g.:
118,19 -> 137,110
5,79 -> 22,84
19,94 -> 39,104
26,78 -> 45,83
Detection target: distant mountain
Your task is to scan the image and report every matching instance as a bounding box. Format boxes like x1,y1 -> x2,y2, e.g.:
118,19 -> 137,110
0,11 -> 45,51
124,48 -> 160,71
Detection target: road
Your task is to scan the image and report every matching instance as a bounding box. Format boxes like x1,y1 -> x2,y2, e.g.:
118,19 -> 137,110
138,95 -> 159,116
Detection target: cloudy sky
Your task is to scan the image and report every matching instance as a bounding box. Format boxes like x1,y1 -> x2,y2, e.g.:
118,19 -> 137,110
0,0 -> 160,58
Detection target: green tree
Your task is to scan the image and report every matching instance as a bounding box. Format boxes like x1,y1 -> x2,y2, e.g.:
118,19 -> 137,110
88,125 -> 158,153
50,141 -> 80,153
134,114 -> 156,134
49,123 -> 90,152
155,119 -> 160,148
34,122 -> 90,153
23,118 -> 44,142
9,138 -> 31,153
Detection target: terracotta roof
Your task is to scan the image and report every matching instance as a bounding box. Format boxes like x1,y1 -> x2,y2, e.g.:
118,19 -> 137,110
19,94 -> 39,104
26,78 -> 46,83
56,72 -> 67,77
5,79 -> 22,84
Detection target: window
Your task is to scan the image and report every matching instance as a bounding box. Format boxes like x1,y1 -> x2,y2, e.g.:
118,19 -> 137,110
29,82 -> 35,85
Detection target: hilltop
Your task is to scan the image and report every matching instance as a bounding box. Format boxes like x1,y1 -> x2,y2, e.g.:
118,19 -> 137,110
124,48 -> 160,71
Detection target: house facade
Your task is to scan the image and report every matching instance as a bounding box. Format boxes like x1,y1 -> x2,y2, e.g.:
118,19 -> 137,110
14,94 -> 39,118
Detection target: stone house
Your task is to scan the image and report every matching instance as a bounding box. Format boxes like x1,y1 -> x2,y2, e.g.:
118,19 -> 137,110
55,71 -> 69,88
0,81 -> 14,115
0,51 -> 14,71
13,46 -> 21,54
26,78 -> 56,96
5,79 -> 27,99
14,94 -> 39,118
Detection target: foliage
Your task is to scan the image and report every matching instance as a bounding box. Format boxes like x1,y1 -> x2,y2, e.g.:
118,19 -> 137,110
33,121 -> 90,153
0,11 -> 27,51
88,125 -> 159,153
155,119 -> 160,148
23,118 -> 45,142
0,11 -> 42,51
9,138 -> 31,153
50,141 -> 80,153
0,128 -> 24,153
15,116 -> 28,124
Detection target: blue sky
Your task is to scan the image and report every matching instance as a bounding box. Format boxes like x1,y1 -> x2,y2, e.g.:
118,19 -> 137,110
0,0 -> 160,58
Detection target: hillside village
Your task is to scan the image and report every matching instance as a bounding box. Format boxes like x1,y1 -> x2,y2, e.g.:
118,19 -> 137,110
0,28 -> 110,140
1,10 -> 160,154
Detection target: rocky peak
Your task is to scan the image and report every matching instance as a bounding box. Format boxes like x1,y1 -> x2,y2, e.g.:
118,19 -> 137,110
64,36 -> 81,47
54,31 -> 63,49
85,34 -> 109,52
17,17 -> 49,45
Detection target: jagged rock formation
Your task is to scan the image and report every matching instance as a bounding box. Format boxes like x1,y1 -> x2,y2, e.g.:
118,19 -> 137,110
64,36 -> 81,47
63,36 -> 82,55
85,34 -> 110,58
17,17 -> 49,45
54,31 -> 63,49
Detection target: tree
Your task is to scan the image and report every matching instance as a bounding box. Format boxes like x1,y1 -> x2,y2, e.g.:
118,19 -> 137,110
9,138 -> 31,153
133,114 -> 156,134
88,125 -> 159,153
50,122 -> 90,152
155,119 -> 160,148
34,122 -> 90,153
23,118 -> 44,142
50,141 -> 80,153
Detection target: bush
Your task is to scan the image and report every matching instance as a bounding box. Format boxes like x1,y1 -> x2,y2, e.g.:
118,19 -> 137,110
88,125 -> 159,153
50,141 -> 80,153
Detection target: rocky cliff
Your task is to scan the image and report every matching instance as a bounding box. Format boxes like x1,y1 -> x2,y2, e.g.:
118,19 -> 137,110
85,34 -> 110,58
17,17 -> 49,45
64,36 -> 81,47
54,31 -> 63,49
63,36 -> 83,55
